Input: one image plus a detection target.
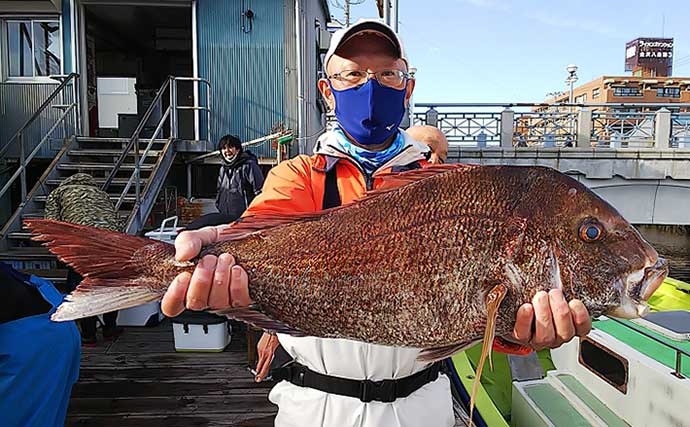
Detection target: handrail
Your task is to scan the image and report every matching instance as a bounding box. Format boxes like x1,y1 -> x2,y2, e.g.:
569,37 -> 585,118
102,76 -> 212,234
0,73 -> 79,203
102,78 -> 171,193
607,317 -> 688,379
414,102 -> 690,109
0,73 -> 79,159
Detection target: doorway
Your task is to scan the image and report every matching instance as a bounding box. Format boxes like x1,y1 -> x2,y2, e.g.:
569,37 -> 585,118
78,1 -> 194,139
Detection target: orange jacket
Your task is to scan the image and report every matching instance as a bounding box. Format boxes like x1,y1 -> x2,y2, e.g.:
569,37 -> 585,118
243,132 -> 532,356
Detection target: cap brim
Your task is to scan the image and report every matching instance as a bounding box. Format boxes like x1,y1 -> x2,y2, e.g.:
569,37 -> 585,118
337,22 -> 402,58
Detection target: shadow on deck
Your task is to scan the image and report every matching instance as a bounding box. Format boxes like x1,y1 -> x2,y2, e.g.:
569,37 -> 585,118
66,319 -> 277,427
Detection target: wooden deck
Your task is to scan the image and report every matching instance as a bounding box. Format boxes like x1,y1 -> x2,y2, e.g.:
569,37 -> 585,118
66,320 -> 277,427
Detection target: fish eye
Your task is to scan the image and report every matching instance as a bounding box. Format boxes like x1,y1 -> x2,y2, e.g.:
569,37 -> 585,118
579,220 -> 604,242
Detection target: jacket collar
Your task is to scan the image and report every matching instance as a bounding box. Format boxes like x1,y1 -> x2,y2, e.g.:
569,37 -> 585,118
313,129 -> 430,175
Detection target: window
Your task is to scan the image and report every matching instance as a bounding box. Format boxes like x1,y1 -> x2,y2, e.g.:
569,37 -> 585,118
657,87 -> 681,98
579,337 -> 628,394
5,19 -> 61,79
613,86 -> 642,97
592,87 -> 600,99
575,94 -> 587,103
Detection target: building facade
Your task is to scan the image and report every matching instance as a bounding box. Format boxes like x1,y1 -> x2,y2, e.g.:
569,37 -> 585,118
0,0 -> 331,158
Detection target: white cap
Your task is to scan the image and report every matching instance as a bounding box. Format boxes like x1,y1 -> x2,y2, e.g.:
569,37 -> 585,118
324,19 -> 407,72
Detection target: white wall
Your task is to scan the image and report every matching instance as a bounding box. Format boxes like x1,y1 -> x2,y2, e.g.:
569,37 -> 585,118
96,77 -> 137,129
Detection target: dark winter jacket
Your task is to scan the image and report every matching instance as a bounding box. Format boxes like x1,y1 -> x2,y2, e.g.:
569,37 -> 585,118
215,151 -> 265,221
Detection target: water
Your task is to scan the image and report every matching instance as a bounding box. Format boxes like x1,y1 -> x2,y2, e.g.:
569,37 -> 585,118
637,225 -> 690,283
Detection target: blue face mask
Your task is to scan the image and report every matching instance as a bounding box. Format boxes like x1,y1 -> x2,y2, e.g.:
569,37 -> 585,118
330,79 -> 407,146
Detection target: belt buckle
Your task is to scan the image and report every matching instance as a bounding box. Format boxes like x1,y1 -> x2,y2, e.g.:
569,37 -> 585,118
359,379 -> 396,403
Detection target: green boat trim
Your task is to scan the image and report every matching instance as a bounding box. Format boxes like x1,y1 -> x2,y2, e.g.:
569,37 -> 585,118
593,318 -> 690,377
449,277 -> 690,424
451,351 -> 509,427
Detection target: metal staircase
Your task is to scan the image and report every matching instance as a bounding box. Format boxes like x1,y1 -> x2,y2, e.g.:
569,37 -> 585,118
0,76 -> 212,287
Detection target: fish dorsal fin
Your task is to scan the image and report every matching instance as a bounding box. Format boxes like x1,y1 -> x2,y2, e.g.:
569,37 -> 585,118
364,164 -> 472,200
221,164 -> 471,241
220,210 -> 336,241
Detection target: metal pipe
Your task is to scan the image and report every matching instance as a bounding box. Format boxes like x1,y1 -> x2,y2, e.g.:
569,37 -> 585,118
295,0 -> 305,154
103,78 -> 171,192
171,78 -> 178,139
390,0 -> 398,32
18,133 -> 26,201
675,351 -> 685,379
192,0 -> 200,142
187,163 -> 192,199
383,0 -> 390,27
206,80 -> 212,147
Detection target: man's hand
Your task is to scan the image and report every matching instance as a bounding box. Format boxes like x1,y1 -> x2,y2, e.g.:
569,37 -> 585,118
255,333 -> 280,382
161,227 -> 252,317
511,289 -> 591,351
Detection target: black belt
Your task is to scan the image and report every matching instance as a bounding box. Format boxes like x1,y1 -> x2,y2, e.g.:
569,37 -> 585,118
271,361 -> 441,403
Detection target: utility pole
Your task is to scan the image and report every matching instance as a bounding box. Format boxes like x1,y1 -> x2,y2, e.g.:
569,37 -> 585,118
344,0 -> 350,26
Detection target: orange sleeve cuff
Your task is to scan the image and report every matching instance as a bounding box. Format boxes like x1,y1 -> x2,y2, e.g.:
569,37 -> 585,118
492,337 -> 533,355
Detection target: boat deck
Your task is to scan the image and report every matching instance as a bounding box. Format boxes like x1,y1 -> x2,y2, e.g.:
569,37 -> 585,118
65,319 -> 277,426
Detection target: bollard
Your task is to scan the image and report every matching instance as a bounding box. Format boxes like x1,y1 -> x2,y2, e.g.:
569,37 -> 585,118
477,132 -> 487,148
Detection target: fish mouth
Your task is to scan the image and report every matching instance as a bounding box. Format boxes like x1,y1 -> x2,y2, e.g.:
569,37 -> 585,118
607,257 -> 669,319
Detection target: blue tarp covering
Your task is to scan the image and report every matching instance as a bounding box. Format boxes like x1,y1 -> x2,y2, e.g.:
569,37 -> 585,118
0,268 -> 81,427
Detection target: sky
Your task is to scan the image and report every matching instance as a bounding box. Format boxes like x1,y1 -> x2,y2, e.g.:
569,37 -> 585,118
330,0 -> 690,103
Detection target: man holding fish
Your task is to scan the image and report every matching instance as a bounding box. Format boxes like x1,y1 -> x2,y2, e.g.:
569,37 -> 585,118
28,18 -> 666,427
161,20 -> 592,427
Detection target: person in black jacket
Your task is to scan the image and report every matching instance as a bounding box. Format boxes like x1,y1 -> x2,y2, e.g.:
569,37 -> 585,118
215,135 -> 265,221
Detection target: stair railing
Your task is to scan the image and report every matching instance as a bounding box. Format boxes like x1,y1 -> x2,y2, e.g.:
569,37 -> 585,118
101,76 -> 211,232
0,73 -> 80,204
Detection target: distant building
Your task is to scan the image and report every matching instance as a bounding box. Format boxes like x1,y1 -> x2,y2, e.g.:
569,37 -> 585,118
544,37 -> 688,111
546,75 -> 690,110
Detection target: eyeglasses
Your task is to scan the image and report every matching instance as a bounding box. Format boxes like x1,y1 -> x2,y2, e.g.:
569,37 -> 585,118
327,69 -> 410,90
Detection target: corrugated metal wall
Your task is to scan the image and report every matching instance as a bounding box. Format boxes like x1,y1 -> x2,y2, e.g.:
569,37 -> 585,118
62,0 -> 73,74
303,0 -> 328,153
197,0 -> 286,158
0,82 -> 76,158
1,0 -> 76,159
284,0 -> 329,155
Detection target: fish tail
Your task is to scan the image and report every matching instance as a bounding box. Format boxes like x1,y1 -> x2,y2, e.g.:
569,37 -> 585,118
24,219 -> 167,321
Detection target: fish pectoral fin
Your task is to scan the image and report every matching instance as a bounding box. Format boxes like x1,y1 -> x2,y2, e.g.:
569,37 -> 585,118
468,283 -> 509,427
210,305 -> 307,337
417,341 -> 477,363
503,262 -> 526,289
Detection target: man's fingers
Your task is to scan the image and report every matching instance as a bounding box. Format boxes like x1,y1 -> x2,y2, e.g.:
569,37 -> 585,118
569,299 -> 592,337
174,227 -> 220,261
161,272 -> 191,317
512,303 -> 534,344
186,255 -> 217,310
531,291 -> 555,350
230,265 -> 252,307
255,350 -> 273,382
208,254 -> 234,309
549,289 -> 575,344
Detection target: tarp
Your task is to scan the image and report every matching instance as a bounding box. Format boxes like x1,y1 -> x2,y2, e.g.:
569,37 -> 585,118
0,268 -> 81,427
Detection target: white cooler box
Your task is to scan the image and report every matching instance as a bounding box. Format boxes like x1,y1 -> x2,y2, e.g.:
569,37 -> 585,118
144,216 -> 184,244
172,310 -> 232,352
117,302 -> 164,327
